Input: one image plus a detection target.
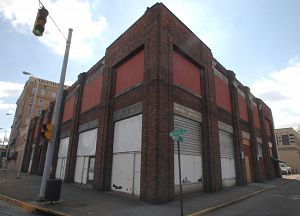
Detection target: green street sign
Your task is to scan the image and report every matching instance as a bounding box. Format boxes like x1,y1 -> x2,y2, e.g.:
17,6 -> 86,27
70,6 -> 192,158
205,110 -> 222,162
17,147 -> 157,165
170,128 -> 186,142
170,128 -> 186,137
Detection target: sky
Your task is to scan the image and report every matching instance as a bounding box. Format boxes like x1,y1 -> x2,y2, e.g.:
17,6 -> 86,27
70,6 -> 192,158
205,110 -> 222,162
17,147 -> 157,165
0,0 -> 300,142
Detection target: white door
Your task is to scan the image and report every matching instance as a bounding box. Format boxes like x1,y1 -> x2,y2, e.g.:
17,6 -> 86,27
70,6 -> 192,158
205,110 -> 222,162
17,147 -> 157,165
55,137 -> 69,180
74,129 -> 97,184
111,114 -> 142,196
219,130 -> 236,187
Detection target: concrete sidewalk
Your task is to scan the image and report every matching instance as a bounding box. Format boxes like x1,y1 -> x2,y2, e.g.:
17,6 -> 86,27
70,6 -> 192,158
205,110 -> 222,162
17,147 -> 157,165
1,171 -> 299,216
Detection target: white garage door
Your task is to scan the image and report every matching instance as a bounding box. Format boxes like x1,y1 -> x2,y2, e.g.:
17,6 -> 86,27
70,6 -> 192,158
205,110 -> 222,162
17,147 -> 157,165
111,114 -> 142,196
55,137 -> 69,180
219,130 -> 236,187
174,115 -> 202,193
74,128 -> 97,184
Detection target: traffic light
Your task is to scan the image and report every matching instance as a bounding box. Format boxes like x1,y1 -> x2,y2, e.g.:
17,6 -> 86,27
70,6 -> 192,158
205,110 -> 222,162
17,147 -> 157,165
32,7 -> 49,36
41,123 -> 54,142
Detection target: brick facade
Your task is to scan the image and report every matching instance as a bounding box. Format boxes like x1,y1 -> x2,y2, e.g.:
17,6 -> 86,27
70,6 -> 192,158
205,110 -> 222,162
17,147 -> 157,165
24,3 -> 279,204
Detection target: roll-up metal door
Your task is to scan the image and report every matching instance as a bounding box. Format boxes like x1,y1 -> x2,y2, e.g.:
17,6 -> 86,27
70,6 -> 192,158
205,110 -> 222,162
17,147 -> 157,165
219,130 -> 236,187
219,130 -> 234,158
174,115 -> 202,192
174,115 -> 201,155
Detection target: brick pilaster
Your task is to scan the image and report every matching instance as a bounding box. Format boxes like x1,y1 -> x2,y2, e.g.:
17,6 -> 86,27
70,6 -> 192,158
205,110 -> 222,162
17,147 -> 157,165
228,71 -> 246,185
244,87 -> 261,182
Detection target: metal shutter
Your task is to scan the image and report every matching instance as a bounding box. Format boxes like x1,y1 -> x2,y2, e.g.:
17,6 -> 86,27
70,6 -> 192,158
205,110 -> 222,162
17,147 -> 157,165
174,115 -> 201,155
219,130 -> 234,158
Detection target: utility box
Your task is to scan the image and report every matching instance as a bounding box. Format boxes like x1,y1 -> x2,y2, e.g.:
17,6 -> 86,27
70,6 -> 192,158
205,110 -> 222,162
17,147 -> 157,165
45,179 -> 62,203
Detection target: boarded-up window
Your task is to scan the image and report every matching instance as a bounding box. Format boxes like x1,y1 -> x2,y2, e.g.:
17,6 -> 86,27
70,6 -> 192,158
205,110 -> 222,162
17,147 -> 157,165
62,96 -> 75,122
115,50 -> 144,95
253,106 -> 260,129
215,76 -> 232,113
238,94 -> 248,122
81,74 -> 103,113
173,51 -> 201,96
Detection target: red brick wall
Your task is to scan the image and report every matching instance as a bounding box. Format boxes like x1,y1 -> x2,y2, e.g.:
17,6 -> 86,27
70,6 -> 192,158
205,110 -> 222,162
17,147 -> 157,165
62,96 -> 75,123
81,74 -> 103,113
238,94 -> 248,122
214,76 -> 231,113
173,51 -> 201,96
115,50 -> 144,95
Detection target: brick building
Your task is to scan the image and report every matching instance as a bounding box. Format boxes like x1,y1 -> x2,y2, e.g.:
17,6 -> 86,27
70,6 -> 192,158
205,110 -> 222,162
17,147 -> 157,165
9,77 -> 59,170
23,3 -> 280,204
275,128 -> 300,173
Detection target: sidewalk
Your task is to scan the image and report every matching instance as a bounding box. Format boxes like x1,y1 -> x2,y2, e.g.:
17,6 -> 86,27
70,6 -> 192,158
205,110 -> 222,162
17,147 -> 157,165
1,170 -> 299,216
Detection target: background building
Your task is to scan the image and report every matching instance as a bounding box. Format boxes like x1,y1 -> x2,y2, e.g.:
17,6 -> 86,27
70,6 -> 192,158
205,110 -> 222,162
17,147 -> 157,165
275,128 -> 300,173
9,77 -> 59,169
23,3 -> 280,204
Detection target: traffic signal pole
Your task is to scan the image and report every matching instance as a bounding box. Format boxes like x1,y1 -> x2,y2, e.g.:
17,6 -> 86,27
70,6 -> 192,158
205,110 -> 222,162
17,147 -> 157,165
39,28 -> 73,200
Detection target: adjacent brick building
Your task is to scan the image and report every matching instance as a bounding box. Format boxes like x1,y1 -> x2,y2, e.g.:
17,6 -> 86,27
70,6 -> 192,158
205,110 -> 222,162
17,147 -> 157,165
275,128 -> 300,173
9,77 -> 60,170
23,3 -> 280,204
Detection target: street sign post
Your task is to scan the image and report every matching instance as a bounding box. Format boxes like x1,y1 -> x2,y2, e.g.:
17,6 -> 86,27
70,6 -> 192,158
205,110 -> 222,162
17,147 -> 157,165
170,128 -> 186,216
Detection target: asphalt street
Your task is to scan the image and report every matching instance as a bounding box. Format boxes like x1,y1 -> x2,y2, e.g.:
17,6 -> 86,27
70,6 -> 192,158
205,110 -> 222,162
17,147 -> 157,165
0,200 -> 42,216
207,179 -> 300,216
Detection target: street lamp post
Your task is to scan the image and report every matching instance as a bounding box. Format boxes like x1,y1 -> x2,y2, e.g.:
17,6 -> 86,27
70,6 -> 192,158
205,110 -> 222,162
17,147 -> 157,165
17,72 -> 40,178
0,128 -> 7,170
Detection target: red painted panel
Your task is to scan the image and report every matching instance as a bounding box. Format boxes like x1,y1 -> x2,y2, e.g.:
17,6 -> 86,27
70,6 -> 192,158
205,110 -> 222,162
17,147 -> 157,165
115,50 -> 144,95
62,96 -> 75,123
253,107 -> 260,129
173,51 -> 201,95
238,94 -> 248,122
81,74 -> 103,113
265,119 -> 271,136
214,76 -> 232,113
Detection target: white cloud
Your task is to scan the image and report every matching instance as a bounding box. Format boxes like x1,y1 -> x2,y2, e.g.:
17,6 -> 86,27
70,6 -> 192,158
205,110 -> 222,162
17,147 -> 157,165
0,100 -> 16,110
0,0 -> 108,60
251,58 -> 300,129
65,80 -> 75,86
0,81 -> 23,98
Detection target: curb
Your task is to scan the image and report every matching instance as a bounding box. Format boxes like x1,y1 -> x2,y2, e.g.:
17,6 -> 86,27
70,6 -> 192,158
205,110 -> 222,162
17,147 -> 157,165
0,194 -> 69,216
186,188 -> 270,216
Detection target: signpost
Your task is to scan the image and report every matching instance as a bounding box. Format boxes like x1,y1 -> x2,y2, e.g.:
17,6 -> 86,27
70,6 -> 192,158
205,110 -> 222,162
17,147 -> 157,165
170,128 -> 186,216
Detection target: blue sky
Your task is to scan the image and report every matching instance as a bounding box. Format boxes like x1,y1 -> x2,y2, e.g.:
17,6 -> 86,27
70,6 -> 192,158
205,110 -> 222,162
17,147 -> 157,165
0,0 -> 300,142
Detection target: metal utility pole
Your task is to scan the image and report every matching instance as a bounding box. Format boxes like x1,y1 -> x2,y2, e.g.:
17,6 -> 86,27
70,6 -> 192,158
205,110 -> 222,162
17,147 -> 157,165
17,74 -> 40,178
177,140 -> 183,216
39,28 -> 73,200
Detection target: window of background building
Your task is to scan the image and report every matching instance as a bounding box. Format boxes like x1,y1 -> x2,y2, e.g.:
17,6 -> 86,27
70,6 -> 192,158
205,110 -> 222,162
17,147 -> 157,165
51,91 -> 56,97
32,87 -> 36,94
29,97 -> 34,104
38,99 -> 43,107
37,109 -> 42,116
25,118 -> 30,126
28,107 -> 33,114
40,89 -> 46,96
282,135 -> 290,145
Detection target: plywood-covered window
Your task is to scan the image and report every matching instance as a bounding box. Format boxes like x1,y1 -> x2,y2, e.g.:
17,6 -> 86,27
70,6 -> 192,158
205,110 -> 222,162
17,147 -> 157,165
173,51 -> 201,96
253,106 -> 260,129
238,93 -> 248,122
215,75 -> 232,113
115,50 -> 144,95
81,74 -> 103,113
62,96 -> 75,123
